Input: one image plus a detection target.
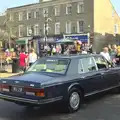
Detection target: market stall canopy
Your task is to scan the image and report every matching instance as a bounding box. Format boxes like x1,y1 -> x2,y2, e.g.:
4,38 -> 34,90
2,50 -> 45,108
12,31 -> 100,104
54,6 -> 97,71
56,38 -> 74,44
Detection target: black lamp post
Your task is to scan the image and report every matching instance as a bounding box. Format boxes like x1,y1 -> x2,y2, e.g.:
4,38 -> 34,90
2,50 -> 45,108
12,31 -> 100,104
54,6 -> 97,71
44,10 -> 48,46
44,19 -> 47,46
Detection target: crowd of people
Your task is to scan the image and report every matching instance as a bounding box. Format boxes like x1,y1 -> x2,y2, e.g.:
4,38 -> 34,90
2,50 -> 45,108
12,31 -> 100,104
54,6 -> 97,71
19,48 -> 37,72
100,44 -> 120,65
43,41 -> 93,56
3,42 -> 120,73
3,41 -> 93,72
3,47 -> 37,72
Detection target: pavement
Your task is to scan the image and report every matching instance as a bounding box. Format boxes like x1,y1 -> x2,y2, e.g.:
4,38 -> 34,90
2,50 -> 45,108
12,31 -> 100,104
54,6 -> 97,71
0,65 -> 20,78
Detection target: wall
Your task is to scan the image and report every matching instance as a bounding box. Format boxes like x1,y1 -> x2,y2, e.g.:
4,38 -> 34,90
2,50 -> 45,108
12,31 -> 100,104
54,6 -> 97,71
94,0 -> 120,52
6,0 -> 94,39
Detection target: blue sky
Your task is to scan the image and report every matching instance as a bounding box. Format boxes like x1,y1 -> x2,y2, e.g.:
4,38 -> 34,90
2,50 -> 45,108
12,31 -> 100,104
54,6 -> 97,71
111,0 -> 120,15
0,0 -> 120,16
0,0 -> 39,14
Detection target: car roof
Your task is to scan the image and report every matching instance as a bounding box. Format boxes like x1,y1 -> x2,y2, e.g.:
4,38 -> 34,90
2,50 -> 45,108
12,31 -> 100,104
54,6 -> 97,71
47,54 -> 102,59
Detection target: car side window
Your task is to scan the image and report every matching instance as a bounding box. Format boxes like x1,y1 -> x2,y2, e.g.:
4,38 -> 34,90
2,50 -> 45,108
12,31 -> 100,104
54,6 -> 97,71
78,59 -> 84,74
81,57 -> 97,73
94,56 -> 108,70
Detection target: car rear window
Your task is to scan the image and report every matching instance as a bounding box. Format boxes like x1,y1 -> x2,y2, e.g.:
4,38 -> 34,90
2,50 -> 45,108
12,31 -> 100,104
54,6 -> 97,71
26,58 -> 70,74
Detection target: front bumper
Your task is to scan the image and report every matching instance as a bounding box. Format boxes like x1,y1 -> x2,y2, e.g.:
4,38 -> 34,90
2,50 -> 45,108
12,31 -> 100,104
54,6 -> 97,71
0,93 -> 63,105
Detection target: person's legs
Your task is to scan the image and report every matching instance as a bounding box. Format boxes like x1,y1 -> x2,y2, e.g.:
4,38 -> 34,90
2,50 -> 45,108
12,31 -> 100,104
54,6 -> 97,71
19,66 -> 25,73
19,66 -> 22,72
23,67 -> 26,72
29,63 -> 33,67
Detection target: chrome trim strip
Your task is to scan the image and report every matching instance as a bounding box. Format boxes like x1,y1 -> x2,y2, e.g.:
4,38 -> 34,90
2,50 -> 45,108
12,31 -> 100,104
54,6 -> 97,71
2,81 -> 6,83
85,85 -> 120,97
0,94 -> 63,104
38,96 -> 63,104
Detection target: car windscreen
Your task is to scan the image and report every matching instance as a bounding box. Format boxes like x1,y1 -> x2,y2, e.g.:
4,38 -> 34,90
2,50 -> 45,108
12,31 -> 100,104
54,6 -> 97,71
26,58 -> 70,74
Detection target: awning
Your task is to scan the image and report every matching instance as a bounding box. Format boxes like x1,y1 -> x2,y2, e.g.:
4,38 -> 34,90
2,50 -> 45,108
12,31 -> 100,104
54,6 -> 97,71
16,37 -> 32,45
16,39 -> 27,45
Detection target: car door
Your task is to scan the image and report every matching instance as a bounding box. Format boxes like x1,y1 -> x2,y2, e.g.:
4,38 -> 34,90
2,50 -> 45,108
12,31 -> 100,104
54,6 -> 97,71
78,57 -> 104,95
94,56 -> 119,89
103,68 -> 120,87
113,66 -> 120,84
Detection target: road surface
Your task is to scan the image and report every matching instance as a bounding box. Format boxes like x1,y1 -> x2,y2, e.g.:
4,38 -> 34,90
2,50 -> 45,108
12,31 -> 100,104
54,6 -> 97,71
0,91 -> 120,120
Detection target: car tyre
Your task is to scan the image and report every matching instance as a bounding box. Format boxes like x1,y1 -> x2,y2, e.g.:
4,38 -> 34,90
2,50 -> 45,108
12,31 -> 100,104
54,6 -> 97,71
66,88 -> 83,113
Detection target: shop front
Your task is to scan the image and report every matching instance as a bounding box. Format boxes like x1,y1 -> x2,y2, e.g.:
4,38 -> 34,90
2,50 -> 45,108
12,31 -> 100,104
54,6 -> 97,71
33,35 -> 63,56
16,37 -> 33,52
64,33 -> 90,45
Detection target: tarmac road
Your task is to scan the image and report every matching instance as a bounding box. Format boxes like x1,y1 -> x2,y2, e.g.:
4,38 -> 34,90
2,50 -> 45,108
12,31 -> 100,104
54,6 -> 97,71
0,91 -> 120,120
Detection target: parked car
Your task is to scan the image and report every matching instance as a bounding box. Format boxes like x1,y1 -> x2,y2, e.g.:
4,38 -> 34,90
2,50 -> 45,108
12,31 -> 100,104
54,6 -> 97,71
0,54 -> 120,113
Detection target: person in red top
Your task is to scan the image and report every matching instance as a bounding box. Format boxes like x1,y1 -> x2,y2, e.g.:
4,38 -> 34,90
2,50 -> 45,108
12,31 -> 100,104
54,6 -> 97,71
19,48 -> 28,72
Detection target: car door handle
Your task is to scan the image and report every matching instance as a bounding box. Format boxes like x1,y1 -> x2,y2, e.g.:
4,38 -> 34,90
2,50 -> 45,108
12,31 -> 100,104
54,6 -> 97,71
80,76 -> 85,79
101,73 -> 104,75
95,73 -> 104,76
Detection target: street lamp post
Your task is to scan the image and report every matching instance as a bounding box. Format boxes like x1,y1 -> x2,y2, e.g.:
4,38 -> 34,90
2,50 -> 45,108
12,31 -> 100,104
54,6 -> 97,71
44,17 -> 47,46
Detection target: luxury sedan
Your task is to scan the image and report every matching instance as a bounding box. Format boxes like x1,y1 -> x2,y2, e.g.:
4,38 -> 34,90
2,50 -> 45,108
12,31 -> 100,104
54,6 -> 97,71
0,54 -> 120,113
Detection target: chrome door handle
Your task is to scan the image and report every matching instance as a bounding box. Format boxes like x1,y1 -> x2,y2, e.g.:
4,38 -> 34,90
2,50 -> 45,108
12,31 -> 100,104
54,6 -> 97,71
101,73 -> 104,75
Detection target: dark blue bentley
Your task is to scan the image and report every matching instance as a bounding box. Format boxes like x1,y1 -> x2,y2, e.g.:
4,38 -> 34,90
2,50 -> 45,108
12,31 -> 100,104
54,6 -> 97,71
0,54 -> 120,113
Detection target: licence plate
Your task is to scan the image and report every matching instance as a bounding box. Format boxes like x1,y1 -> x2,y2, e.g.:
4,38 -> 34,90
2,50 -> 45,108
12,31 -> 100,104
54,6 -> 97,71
11,86 -> 23,93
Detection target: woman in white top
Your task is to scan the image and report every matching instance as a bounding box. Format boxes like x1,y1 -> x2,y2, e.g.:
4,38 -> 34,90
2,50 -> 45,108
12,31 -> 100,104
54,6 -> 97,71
28,48 -> 37,66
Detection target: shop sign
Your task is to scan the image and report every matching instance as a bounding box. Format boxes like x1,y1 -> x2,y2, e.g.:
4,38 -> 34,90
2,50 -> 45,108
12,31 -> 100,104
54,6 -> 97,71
64,34 -> 89,43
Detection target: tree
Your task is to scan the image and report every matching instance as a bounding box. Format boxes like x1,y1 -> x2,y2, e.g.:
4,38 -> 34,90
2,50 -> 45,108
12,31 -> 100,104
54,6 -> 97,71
0,29 -> 9,48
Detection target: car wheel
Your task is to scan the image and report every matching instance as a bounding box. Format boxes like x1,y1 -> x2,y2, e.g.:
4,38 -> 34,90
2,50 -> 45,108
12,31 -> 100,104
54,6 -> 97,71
67,88 -> 83,113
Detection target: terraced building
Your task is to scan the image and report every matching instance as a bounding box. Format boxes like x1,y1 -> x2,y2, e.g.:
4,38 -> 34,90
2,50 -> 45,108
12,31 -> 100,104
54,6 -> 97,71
5,0 -> 120,52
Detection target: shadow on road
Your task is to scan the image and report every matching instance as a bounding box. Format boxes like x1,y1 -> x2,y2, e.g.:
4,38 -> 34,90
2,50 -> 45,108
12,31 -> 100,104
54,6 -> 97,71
0,90 -> 119,120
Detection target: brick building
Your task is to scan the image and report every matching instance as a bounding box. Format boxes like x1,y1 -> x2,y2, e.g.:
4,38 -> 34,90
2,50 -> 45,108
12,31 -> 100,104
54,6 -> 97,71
5,0 -> 120,52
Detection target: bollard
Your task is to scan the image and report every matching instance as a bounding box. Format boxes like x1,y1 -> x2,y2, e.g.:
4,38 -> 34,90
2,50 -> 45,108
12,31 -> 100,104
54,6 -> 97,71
0,56 -> 2,70
0,54 -> 6,73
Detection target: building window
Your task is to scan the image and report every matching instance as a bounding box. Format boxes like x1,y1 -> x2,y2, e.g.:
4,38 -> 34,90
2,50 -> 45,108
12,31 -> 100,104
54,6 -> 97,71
55,22 -> 60,34
66,4 -> 72,14
34,11 -> 39,19
27,12 -> 32,20
44,23 -> 49,35
19,12 -> 23,21
55,6 -> 60,16
77,20 -> 84,33
27,26 -> 32,36
43,8 -> 48,17
34,24 -> 39,35
77,1 -> 84,13
9,14 -> 14,21
66,21 -> 71,34
114,24 -> 118,34
18,25 -> 24,37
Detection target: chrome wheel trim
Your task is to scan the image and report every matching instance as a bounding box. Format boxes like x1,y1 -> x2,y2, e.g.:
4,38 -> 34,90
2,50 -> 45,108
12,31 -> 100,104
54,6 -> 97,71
69,92 -> 80,110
